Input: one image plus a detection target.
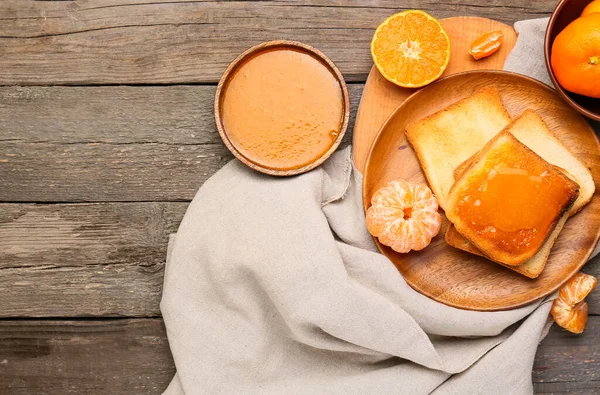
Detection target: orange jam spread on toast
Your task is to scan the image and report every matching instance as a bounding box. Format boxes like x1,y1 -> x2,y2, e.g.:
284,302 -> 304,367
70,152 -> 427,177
221,48 -> 344,171
455,143 -> 576,256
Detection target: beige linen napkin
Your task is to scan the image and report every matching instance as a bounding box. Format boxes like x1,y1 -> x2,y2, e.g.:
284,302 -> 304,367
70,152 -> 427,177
161,18 -> 599,395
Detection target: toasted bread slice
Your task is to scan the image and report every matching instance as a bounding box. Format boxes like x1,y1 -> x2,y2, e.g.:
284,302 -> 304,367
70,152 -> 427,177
406,86 -> 512,210
452,110 -> 594,215
446,110 -> 594,277
445,213 -> 569,278
446,132 -> 579,266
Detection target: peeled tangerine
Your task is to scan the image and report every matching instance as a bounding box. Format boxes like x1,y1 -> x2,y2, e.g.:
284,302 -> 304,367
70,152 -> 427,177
551,272 -> 598,334
366,180 -> 442,253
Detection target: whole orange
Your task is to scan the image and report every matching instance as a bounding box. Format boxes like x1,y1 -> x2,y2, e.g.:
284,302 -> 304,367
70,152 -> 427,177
551,14 -> 600,98
581,0 -> 600,16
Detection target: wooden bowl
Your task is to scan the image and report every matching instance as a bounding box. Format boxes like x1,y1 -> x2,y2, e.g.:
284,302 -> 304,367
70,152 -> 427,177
214,40 -> 350,176
363,70 -> 600,311
545,0 -> 600,121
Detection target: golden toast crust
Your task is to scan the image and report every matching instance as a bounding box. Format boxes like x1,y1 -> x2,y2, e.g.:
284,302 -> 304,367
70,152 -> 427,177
406,86 -> 512,210
452,109 -> 594,215
446,110 -> 594,277
445,214 -> 569,279
446,131 -> 580,266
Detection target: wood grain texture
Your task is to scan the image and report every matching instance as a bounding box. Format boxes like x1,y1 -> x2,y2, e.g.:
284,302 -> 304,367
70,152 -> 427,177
363,71 -> 600,310
353,16 -> 517,172
0,317 -> 598,395
0,86 -> 221,145
533,315 -> 600,392
0,85 -> 360,202
0,1 -> 597,392
0,202 -> 187,317
0,141 -> 234,202
0,0 -> 555,85
0,318 -> 175,394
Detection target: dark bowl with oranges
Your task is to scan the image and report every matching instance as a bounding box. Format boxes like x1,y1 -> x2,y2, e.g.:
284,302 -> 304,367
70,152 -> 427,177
545,0 -> 600,121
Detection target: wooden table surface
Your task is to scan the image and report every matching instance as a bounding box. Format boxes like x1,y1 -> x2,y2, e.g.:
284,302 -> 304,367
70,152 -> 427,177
0,1 -> 598,393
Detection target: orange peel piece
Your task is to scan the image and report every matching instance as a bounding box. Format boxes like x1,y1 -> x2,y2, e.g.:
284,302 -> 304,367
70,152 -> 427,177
551,272 -> 597,334
366,180 -> 442,253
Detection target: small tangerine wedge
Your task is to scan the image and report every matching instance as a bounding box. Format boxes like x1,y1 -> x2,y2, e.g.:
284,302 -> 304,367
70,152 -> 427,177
582,0 -> 600,16
551,272 -> 597,334
469,30 -> 504,60
371,10 -> 450,88
366,180 -> 442,253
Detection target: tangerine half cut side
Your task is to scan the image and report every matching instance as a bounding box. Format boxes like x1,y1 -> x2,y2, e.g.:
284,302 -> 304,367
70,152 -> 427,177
370,10 -> 450,88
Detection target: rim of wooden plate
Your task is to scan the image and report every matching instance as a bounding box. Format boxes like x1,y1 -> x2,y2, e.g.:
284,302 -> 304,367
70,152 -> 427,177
362,69 -> 600,311
214,40 -> 351,176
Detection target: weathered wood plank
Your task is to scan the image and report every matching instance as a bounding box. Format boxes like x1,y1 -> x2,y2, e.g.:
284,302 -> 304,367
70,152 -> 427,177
0,202 -> 187,317
0,85 -> 360,202
533,315 -> 600,392
0,318 -> 175,394
0,86 -> 220,145
0,141 -> 234,202
0,0 -> 555,85
1,2 -> 595,393
1,202 -> 599,318
0,316 -> 597,394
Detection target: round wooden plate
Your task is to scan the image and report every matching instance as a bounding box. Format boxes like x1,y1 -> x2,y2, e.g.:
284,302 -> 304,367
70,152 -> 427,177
363,70 -> 600,311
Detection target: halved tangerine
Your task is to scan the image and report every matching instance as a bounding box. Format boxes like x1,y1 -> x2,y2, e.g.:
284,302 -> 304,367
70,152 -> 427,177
371,10 -> 451,88
366,180 -> 442,253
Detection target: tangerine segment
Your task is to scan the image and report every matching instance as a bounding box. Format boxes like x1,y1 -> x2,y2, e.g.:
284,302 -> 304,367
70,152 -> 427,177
469,30 -> 504,60
551,272 -> 597,334
558,272 -> 597,306
551,298 -> 588,334
366,180 -> 442,253
371,10 -> 450,88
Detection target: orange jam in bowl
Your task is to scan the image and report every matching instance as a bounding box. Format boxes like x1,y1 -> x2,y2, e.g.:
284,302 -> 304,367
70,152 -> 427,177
216,41 -> 349,175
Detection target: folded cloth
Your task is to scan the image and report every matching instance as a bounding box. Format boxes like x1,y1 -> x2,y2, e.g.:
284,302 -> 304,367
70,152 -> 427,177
504,18 -> 552,86
161,18 -> 599,394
